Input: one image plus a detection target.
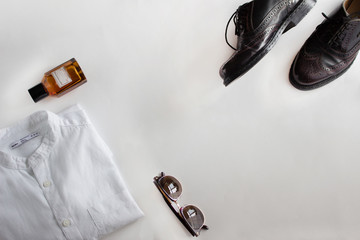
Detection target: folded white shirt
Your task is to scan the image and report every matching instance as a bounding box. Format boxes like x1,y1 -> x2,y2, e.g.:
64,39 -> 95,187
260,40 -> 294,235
0,104 -> 143,240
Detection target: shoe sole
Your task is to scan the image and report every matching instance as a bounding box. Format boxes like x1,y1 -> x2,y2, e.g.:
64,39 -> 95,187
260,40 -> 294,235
221,0 -> 317,86
289,52 -> 357,90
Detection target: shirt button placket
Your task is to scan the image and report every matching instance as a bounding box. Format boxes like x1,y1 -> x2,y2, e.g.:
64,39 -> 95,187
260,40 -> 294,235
31,159 -> 83,239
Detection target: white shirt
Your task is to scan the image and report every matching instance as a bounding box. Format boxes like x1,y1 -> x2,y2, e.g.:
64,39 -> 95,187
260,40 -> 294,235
0,105 -> 143,240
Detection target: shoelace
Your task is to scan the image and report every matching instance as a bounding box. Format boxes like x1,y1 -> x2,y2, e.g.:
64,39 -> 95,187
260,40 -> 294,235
320,12 -> 360,47
225,7 -> 246,50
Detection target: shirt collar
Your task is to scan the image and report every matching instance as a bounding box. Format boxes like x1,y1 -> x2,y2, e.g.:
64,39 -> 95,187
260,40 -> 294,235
0,110 -> 58,170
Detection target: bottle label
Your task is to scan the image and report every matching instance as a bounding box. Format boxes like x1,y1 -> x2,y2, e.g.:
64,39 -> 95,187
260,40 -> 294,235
10,132 -> 40,149
51,67 -> 72,88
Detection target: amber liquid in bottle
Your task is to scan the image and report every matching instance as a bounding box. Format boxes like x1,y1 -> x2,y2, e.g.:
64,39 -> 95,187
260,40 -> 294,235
28,58 -> 87,102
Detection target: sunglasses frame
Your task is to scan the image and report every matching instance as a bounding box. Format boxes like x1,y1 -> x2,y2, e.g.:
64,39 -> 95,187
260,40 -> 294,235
153,172 -> 208,237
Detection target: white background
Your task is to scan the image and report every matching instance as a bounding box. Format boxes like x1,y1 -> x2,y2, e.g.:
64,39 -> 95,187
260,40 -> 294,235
1,0 -> 360,239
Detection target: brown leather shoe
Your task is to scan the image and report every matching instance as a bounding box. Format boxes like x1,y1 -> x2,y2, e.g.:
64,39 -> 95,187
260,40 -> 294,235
290,0 -> 360,90
220,0 -> 316,86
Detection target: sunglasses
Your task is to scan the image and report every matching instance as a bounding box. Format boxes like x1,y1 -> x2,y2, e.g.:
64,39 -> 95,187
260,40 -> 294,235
153,172 -> 209,237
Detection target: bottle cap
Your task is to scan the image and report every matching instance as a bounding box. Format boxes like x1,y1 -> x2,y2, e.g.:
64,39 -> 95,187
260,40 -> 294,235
28,83 -> 49,102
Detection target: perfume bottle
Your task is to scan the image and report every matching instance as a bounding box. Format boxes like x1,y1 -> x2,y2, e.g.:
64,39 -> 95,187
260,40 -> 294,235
28,58 -> 87,102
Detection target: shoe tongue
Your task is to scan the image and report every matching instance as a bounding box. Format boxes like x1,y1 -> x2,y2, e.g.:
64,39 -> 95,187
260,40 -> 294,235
343,0 -> 360,16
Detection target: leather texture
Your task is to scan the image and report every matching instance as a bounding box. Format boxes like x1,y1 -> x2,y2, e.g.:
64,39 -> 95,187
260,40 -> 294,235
290,4 -> 360,90
253,0 -> 288,28
220,0 -> 316,86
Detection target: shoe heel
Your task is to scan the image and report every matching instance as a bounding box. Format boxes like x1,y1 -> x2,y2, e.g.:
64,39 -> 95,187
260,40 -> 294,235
283,0 -> 316,33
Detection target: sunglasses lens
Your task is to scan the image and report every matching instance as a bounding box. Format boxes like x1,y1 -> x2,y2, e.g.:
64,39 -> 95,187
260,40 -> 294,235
181,205 -> 205,230
159,176 -> 182,200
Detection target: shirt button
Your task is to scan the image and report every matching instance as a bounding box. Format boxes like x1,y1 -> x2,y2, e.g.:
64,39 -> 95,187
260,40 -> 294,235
62,219 -> 71,227
43,181 -> 51,188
